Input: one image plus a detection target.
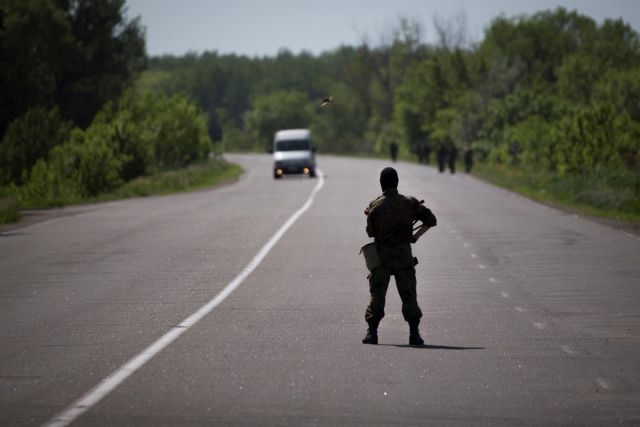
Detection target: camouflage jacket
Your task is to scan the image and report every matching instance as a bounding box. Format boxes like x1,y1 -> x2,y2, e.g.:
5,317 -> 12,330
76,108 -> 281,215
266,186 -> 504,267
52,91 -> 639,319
366,189 -> 437,245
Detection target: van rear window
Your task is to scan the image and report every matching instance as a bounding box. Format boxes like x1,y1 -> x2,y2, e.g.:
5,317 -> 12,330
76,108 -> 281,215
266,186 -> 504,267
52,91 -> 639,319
276,139 -> 310,151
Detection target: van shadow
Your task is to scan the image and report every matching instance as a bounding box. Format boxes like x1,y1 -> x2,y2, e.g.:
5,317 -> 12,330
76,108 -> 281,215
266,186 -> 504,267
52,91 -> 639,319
378,343 -> 484,350
0,231 -> 28,237
277,175 -> 318,181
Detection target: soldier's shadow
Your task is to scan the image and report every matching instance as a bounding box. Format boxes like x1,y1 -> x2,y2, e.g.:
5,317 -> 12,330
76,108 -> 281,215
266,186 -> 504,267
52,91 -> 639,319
379,343 -> 484,350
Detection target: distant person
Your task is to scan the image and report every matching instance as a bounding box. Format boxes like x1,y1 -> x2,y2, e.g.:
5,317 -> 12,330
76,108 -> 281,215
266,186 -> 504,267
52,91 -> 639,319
390,142 -> 399,162
464,144 -> 474,173
362,167 -> 437,346
436,144 -> 447,173
417,142 -> 431,165
423,143 -> 431,165
447,143 -> 458,174
417,143 -> 425,164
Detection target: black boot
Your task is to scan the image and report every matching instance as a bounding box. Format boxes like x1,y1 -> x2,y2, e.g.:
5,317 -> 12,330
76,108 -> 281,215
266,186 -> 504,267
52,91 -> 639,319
408,319 -> 424,346
362,320 -> 379,345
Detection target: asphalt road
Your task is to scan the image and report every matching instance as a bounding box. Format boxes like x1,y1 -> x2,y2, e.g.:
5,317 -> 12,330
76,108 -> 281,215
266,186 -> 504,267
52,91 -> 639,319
1,154 -> 639,426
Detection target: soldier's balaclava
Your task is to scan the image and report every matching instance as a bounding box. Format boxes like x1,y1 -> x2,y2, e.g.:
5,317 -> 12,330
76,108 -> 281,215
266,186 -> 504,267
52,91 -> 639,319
380,167 -> 398,191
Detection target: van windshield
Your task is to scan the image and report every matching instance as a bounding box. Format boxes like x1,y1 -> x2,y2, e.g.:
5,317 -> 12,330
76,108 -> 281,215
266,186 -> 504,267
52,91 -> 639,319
276,139 -> 310,151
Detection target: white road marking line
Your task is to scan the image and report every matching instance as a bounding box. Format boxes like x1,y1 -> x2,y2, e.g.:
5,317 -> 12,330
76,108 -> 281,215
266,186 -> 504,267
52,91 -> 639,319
515,306 -> 527,313
470,253 -> 477,258
488,277 -> 497,283
533,322 -> 546,330
622,230 -> 640,241
596,377 -> 612,390
478,264 -> 486,269
560,345 -> 577,355
463,243 -> 470,248
43,171 -> 326,427
500,292 -> 509,298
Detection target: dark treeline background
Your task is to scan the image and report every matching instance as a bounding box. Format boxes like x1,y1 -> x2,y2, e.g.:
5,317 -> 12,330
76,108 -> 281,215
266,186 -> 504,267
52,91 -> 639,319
0,0 -> 213,205
1,3 -> 639,215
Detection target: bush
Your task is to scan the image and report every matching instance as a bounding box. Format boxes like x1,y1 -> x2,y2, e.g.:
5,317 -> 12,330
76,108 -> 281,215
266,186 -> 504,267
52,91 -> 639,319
91,95 -> 158,180
0,192 -> 20,224
0,107 -> 71,185
90,90 -> 212,176
555,103 -> 639,175
20,128 -> 122,204
16,91 -> 214,206
20,157 -> 81,206
155,94 -> 212,167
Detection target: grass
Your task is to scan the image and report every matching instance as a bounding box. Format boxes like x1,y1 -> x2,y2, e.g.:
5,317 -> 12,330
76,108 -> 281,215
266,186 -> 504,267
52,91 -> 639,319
1,158 -> 242,225
472,162 -> 640,223
105,158 -> 242,199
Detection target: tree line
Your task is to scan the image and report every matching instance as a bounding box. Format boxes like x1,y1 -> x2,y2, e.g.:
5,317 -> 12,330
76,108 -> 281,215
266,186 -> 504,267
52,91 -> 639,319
0,0 -> 213,204
142,9 -> 639,181
1,4 -> 638,208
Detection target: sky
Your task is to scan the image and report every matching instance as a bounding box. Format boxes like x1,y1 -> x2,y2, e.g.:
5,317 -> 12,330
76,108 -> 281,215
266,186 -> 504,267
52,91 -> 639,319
126,0 -> 640,58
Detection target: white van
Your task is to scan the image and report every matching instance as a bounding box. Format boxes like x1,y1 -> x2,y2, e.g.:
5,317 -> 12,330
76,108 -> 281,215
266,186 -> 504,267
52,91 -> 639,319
272,129 -> 316,179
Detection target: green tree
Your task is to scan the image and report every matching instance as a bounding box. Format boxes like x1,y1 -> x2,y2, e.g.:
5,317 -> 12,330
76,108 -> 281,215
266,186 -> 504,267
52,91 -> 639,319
0,107 -> 71,185
89,90 -> 212,177
0,0 -> 75,133
556,103 -> 639,175
311,83 -> 368,152
0,0 -> 146,134
21,128 -> 122,201
593,69 -> 640,122
155,95 -> 212,168
244,91 -> 313,151
54,0 -> 147,127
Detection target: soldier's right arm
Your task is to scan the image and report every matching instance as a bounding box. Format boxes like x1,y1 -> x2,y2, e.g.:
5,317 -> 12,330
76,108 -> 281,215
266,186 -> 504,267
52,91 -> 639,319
415,203 -> 437,228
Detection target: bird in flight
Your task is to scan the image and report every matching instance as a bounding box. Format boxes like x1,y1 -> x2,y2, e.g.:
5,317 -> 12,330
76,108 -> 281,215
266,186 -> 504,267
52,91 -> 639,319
320,96 -> 333,107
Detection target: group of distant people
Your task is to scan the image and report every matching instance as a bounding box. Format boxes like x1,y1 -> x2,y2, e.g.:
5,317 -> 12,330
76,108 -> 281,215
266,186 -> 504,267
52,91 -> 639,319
390,142 -> 474,174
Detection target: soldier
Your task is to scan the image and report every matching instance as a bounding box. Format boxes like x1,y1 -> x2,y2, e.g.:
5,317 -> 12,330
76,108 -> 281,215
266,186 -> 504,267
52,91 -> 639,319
423,142 -> 432,165
464,144 -> 474,173
417,143 -> 425,164
447,143 -> 458,174
363,167 -> 437,346
436,144 -> 447,173
390,142 -> 399,162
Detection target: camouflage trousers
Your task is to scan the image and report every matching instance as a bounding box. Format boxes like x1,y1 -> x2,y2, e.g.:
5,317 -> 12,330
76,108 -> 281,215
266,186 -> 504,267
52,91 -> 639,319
365,243 -> 423,323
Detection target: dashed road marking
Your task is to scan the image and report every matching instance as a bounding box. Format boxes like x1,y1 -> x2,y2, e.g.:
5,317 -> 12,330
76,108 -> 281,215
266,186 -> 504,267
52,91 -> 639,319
533,322 -> 546,330
515,306 -> 527,313
560,345 -> 577,355
596,377 -> 612,390
500,292 -> 509,298
470,253 -> 477,258
622,230 -> 640,241
478,264 -> 486,269
463,243 -> 470,248
488,277 -> 497,283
